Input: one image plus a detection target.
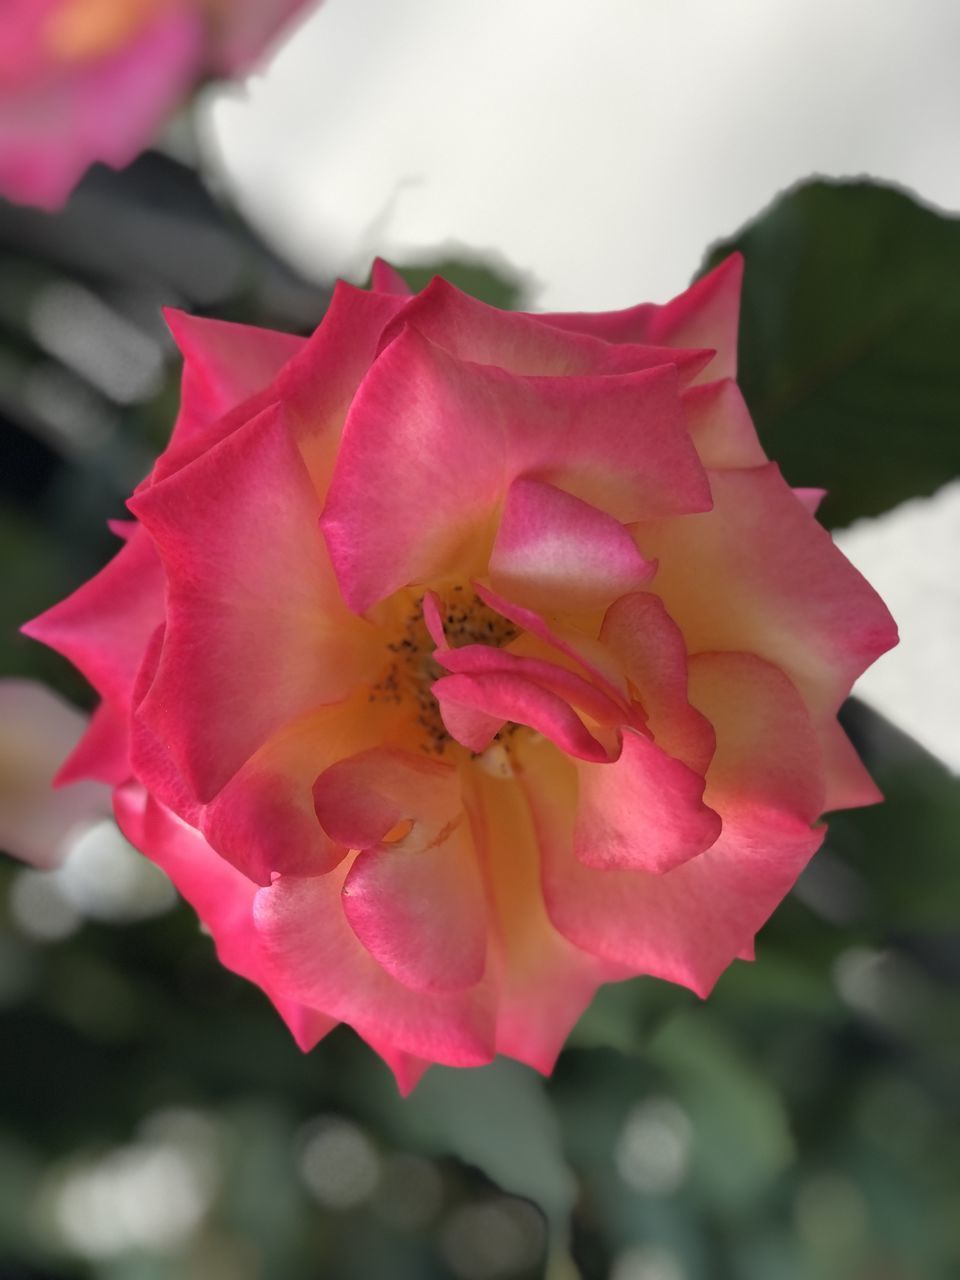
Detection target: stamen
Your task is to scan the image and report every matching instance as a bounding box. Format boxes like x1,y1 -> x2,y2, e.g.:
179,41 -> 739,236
368,588 -> 520,754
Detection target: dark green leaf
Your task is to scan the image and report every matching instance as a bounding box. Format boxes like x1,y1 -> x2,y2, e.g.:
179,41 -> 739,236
704,180 -> 960,527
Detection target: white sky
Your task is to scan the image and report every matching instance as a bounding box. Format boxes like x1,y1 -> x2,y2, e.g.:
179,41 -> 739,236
204,0 -> 960,770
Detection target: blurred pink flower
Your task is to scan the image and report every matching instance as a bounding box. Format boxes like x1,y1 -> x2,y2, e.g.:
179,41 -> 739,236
23,257 -> 897,1089
0,0 -> 313,209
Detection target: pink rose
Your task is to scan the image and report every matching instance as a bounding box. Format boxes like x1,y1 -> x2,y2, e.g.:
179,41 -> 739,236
0,0 -> 313,209
24,256 -> 897,1090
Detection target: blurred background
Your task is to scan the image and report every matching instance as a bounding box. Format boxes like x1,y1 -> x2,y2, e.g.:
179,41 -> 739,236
1,1 -> 958,1277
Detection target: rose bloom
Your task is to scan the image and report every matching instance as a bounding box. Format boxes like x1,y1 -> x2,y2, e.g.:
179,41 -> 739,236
24,256 -> 897,1090
0,0 -> 312,209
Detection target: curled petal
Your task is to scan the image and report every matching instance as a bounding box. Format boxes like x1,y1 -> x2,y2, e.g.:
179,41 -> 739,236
202,691 -> 400,886
422,590 -> 449,648
600,591 -> 715,773
343,819 -> 487,994
254,869 -> 497,1067
531,648 -> 826,994
434,671 -> 612,761
490,477 -> 655,614
529,759 -> 821,998
313,747 -> 486,992
143,307 -> 303,490
794,487 -> 827,514
635,465 -> 899,717
147,282 -> 409,495
209,0 -> 316,75
281,281 -> 412,493
313,748 -> 460,851
574,729 -> 721,873
473,582 -> 631,705
436,644 -> 629,728
127,625 -> 202,828
356,1033 -> 429,1096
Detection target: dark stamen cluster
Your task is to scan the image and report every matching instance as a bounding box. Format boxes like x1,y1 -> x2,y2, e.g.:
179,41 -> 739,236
368,587 -> 520,755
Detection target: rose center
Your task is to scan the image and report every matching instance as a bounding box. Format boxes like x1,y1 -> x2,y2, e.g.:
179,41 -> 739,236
369,586 -> 518,755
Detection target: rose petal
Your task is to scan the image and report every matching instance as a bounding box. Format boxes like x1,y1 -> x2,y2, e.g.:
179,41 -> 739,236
490,477 -> 655,614
434,671 -> 611,761
22,523 -> 164,710
531,648 -> 826,995
147,281 -> 409,496
574,729 -> 721,873
162,309 -> 303,444
202,692 -> 400,886
473,582 -> 631,705
817,715 -> 883,811
681,378 -> 767,469
540,253 -> 743,383
282,281 -> 412,494
113,784 -> 334,1053
794,487 -> 827,514
600,591 -> 715,773
254,868 -> 497,1067
469,769 -> 627,1074
687,651 -> 826,823
436,644 -> 629,728
126,625 -> 203,828
370,258 -> 413,296
323,327 -> 709,611
355,1033 -> 430,1095
130,403 -> 381,802
634,465 -> 899,717
313,748 -> 461,850
55,699 -> 130,787
378,275 -> 715,379
209,0 -> 314,75
343,818 -> 487,993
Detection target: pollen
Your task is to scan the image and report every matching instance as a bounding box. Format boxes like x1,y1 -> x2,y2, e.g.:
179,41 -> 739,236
367,585 -> 520,755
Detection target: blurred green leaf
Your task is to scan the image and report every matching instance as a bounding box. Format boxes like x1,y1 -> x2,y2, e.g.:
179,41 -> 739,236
827,700 -> 960,929
651,1012 -> 794,1211
385,1059 -> 575,1238
704,179 -> 960,527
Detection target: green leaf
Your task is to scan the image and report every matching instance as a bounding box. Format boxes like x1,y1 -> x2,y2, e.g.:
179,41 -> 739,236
650,1012 -> 794,1211
825,700 -> 960,930
378,1059 -> 576,1240
704,180 -> 960,527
